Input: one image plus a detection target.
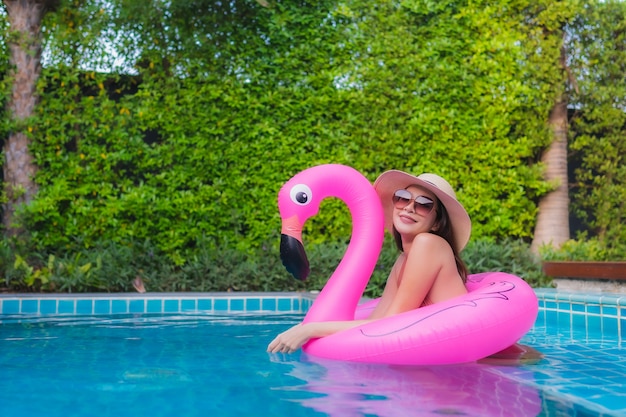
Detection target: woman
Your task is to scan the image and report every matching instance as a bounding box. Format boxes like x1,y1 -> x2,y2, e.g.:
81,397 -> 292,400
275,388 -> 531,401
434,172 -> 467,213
267,170 -> 471,354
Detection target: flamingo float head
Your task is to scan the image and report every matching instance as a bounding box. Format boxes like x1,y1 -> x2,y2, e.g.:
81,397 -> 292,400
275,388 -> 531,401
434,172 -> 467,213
277,164 -> 385,283
277,168 -> 325,280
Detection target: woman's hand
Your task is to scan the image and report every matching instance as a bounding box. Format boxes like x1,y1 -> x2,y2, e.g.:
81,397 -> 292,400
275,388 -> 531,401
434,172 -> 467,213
267,323 -> 314,354
267,320 -> 368,354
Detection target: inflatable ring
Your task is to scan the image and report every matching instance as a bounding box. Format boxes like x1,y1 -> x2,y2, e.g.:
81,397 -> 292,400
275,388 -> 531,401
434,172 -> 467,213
278,164 -> 538,365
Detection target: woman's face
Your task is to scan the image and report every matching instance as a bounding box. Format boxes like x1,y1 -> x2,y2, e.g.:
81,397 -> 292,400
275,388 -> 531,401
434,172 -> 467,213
392,185 -> 439,239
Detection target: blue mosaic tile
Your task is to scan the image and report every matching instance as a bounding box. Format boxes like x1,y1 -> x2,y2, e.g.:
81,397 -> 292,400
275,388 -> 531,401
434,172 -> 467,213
129,299 -> 144,313
535,310 -> 545,323
246,298 -> 261,311
76,300 -> 93,314
277,298 -> 292,312
180,299 -> 195,311
94,300 -> 110,314
602,305 -> 617,317
262,298 -> 276,311
587,315 -> 602,332
587,304 -> 601,314
22,299 -> 38,314
197,299 -> 212,311
147,299 -> 162,313
230,298 -> 244,311
602,316 -> 619,335
572,313 -> 586,329
214,299 -> 228,311
111,299 -> 128,314
40,300 -> 57,314
58,300 -> 74,314
557,301 -> 571,311
163,299 -> 179,313
2,300 -> 19,314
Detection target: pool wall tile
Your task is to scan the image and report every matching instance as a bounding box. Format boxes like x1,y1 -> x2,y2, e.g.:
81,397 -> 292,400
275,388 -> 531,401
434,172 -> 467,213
129,299 -> 145,313
40,300 -> 57,314
94,300 -> 110,314
246,298 -> 260,311
181,299 -> 196,311
22,299 -> 38,313
0,293 -> 319,317
2,299 -> 19,314
112,300 -> 128,314
58,300 -> 74,314
147,299 -> 162,313
164,299 -> 179,312
262,298 -> 276,311
3,289 -> 623,344
197,299 -> 212,310
229,299 -> 244,311
214,299 -> 228,311
277,298 -> 292,312
76,300 -> 93,314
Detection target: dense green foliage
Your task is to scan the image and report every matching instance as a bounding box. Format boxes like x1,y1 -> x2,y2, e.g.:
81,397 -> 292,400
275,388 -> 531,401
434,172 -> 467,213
0,0 -> 624,292
16,1 -> 565,258
567,1 -> 626,244
0,235 -> 549,295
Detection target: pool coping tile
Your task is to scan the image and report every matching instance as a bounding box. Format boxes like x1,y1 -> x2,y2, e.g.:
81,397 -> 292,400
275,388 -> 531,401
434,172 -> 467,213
0,292 -> 317,316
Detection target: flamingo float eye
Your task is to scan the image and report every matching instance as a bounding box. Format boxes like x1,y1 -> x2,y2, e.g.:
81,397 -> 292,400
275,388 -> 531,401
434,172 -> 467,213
289,184 -> 313,206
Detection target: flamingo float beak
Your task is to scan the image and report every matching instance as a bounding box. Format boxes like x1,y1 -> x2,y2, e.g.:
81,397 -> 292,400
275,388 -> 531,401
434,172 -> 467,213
280,215 -> 310,280
280,234 -> 310,280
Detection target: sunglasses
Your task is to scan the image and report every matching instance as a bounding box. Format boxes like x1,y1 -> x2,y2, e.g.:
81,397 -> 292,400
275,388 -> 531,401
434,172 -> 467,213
392,189 -> 435,216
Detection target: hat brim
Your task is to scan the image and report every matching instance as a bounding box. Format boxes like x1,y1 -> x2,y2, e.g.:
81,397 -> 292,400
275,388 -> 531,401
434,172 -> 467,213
373,170 -> 471,251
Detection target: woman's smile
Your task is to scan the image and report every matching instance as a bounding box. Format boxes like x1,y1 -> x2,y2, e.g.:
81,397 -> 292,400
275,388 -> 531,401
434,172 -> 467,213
398,213 -> 417,224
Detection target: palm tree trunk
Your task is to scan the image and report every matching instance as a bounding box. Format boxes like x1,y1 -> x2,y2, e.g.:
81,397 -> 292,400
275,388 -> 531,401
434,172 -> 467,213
2,0 -> 56,236
530,96 -> 570,254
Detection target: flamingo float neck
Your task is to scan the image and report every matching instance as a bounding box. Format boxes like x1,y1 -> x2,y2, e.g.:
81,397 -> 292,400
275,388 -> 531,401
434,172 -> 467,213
278,164 -> 385,323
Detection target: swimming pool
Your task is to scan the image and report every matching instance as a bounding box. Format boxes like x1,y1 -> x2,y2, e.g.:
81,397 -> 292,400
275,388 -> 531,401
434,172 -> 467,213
0,289 -> 625,416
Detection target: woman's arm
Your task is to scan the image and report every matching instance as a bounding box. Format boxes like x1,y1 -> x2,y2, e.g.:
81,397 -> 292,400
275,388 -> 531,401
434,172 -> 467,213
267,320 -> 370,353
379,234 -> 444,316
267,235 -> 458,354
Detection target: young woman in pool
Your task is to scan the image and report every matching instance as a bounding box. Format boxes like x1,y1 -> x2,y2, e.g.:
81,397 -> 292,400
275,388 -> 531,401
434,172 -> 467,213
267,170 -> 472,354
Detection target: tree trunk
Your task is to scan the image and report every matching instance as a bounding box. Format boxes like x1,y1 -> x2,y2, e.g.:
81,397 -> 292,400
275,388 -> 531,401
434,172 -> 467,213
531,68 -> 571,254
2,0 -> 55,236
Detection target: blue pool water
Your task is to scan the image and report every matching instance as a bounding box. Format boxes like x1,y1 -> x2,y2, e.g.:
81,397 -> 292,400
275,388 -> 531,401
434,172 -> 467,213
0,291 -> 625,416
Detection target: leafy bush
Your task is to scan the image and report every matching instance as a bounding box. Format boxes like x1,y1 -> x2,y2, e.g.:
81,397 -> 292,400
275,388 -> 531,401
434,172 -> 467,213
462,239 -> 551,288
12,0 -> 569,267
540,238 -> 626,262
1,235 -> 550,294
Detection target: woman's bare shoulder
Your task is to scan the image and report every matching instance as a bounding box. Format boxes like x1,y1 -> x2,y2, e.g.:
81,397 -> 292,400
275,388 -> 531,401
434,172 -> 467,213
406,233 -> 454,262
410,232 -> 450,250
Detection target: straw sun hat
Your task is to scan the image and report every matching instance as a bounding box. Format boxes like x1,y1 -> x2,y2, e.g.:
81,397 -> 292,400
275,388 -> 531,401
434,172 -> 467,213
373,170 -> 471,251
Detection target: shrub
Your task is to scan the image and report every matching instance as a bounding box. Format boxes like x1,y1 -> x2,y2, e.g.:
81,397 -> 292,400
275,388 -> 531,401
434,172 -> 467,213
0,235 -> 550,294
540,237 -> 626,262
462,238 -> 551,288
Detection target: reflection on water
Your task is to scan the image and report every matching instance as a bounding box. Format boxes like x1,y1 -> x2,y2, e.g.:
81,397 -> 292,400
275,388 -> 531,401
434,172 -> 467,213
271,354 -> 542,417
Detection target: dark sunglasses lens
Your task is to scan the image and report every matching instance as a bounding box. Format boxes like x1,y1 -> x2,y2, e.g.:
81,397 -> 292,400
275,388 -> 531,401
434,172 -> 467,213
414,196 -> 434,215
392,190 -> 412,209
392,190 -> 435,214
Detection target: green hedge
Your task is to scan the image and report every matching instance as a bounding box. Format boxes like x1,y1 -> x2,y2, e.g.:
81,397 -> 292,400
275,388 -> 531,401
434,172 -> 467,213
0,235 -> 549,295
1,1 -> 624,294
12,0 -> 565,265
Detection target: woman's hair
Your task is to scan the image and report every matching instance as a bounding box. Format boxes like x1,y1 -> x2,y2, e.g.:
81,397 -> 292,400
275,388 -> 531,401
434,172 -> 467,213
392,199 -> 469,283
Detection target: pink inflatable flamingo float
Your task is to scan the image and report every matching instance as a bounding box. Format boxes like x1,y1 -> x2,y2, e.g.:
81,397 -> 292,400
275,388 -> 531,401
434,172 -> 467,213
278,164 -> 538,365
